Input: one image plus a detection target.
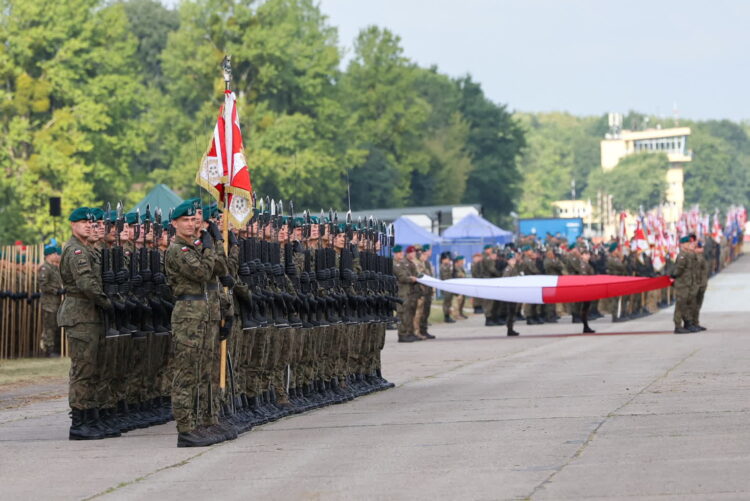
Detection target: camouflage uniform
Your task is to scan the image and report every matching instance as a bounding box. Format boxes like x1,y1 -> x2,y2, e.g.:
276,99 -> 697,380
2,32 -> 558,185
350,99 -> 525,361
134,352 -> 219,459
394,257 -> 419,339
672,250 -> 695,329
439,261 -> 454,319
58,236 -> 110,411
164,235 -> 216,434
38,260 -> 63,355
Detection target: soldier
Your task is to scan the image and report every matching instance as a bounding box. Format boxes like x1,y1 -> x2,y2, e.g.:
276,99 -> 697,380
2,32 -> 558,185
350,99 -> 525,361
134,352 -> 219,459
164,200 -> 221,447
416,244 -> 435,339
605,242 -> 629,322
439,252 -> 455,323
692,241 -> 709,330
39,245 -> 63,357
59,207 -> 119,440
520,245 -> 544,325
578,249 -> 596,333
672,236 -> 698,334
470,253 -> 484,313
452,256 -> 468,319
394,245 -> 420,343
502,251 -> 520,336
542,247 -> 563,323
480,245 -> 503,326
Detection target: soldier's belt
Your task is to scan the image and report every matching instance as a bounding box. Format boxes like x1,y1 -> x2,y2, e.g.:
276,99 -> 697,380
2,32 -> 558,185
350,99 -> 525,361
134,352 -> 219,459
175,294 -> 207,301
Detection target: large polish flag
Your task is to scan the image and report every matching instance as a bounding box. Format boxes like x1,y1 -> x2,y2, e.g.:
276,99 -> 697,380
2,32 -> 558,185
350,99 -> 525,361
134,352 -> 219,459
417,274 -> 672,305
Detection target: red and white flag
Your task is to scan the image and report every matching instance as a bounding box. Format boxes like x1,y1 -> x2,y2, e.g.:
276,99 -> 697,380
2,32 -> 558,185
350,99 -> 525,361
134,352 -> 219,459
196,90 -> 253,226
417,274 -> 672,304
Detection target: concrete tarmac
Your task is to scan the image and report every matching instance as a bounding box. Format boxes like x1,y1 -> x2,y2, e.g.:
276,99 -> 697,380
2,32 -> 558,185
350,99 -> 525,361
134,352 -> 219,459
1,256 -> 749,500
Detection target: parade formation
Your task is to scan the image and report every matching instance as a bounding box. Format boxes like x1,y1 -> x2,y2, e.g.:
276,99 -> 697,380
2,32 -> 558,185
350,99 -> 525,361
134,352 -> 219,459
57,200 -> 399,447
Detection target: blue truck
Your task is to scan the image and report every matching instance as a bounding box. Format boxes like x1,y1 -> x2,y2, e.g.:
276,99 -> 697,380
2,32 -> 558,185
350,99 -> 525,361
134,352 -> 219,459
519,218 -> 583,244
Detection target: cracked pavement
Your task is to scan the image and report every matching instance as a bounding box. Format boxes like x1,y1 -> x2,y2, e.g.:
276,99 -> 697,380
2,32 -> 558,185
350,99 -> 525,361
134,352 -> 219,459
1,256 -> 749,500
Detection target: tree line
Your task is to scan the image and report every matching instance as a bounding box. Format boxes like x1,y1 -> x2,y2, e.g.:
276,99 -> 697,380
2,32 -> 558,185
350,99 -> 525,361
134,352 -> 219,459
0,0 -> 524,244
2,0 -> 748,245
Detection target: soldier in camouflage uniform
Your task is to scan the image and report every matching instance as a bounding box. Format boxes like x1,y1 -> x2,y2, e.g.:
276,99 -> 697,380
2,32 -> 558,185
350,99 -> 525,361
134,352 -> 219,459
39,245 -> 63,357
164,201 -> 220,447
394,246 -> 420,343
59,207 -> 119,440
439,252 -> 455,323
692,241 -> 709,330
452,256 -> 468,319
672,236 -> 698,334
417,245 -> 435,339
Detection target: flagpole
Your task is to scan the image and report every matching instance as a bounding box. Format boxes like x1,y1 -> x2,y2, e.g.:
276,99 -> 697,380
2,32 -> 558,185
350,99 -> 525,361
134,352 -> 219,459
219,55 -> 232,391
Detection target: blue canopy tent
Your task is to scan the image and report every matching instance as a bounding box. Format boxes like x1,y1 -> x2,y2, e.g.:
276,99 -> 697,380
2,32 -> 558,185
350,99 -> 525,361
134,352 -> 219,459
393,217 -> 442,246
435,214 -> 514,276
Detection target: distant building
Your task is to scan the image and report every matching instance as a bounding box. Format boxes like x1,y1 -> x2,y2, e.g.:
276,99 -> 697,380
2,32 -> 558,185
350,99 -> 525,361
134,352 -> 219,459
349,204 -> 481,234
600,114 -> 691,225
551,199 -> 593,224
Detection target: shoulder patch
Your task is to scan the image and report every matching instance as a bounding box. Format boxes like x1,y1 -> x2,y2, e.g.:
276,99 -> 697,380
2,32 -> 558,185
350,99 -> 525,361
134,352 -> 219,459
74,249 -> 82,255
181,246 -> 189,252
194,239 -> 202,246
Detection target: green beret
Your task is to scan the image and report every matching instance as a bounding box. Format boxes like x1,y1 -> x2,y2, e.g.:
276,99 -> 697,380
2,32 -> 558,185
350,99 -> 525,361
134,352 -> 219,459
294,217 -> 304,226
483,244 -> 493,250
309,216 -> 320,224
521,244 -> 531,252
608,242 -> 618,253
68,207 -> 91,222
172,201 -> 197,220
44,245 -> 59,256
679,236 -> 691,244
422,244 -> 431,251
124,212 -> 138,225
454,255 -> 464,262
105,210 -> 118,221
506,251 -> 515,259
337,223 -> 347,232
90,208 -> 104,221
392,245 -> 403,252
185,197 -> 201,208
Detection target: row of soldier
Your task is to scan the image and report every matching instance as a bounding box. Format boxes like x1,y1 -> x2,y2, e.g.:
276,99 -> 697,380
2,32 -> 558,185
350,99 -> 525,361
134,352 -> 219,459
58,200 -> 401,447
394,232 -> 729,338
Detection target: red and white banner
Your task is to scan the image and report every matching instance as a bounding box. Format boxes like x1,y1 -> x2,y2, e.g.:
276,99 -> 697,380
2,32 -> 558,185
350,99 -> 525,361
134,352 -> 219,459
196,90 -> 253,226
417,274 -> 672,304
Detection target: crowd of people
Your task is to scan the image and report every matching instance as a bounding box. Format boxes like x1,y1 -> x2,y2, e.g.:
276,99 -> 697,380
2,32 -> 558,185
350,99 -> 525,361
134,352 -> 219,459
393,222 -> 744,339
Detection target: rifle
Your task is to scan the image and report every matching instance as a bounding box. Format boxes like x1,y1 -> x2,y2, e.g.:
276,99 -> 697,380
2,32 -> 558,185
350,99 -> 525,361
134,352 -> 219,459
101,205 -> 120,338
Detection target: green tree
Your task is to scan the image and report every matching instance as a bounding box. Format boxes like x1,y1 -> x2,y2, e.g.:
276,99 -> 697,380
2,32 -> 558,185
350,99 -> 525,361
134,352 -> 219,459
340,26 -> 430,209
457,76 -> 525,224
0,0 -> 147,243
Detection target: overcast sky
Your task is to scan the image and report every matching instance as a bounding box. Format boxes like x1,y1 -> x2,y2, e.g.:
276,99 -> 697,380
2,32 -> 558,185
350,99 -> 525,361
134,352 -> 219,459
317,0 -> 750,121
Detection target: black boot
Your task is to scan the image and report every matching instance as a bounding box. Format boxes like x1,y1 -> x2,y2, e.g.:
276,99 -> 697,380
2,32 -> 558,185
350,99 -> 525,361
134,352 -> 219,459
444,315 -> 456,323
69,408 -> 105,440
87,408 -> 120,438
177,428 -> 215,447
376,368 -> 395,389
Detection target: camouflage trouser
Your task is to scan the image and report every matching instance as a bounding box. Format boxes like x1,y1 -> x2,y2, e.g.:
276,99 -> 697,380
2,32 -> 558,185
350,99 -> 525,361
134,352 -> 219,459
67,325 -> 101,410
41,309 -> 60,354
270,327 -> 294,403
96,337 -> 119,409
246,327 -> 269,397
201,323 -> 219,426
419,294 -> 432,334
692,287 -> 707,325
397,294 -> 418,336
524,303 -> 542,320
442,292 -> 453,317
484,300 -> 503,319
673,287 -> 696,328
169,340 -> 203,434
455,295 -> 465,316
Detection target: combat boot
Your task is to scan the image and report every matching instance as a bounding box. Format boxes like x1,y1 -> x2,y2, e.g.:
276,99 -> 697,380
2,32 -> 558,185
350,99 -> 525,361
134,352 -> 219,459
507,329 -> 520,336
69,408 -> 105,440
444,315 -> 456,323
398,334 -> 420,343
674,326 -> 692,334
376,368 -> 395,389
116,400 -> 137,432
177,429 -> 214,448
87,408 -> 121,438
